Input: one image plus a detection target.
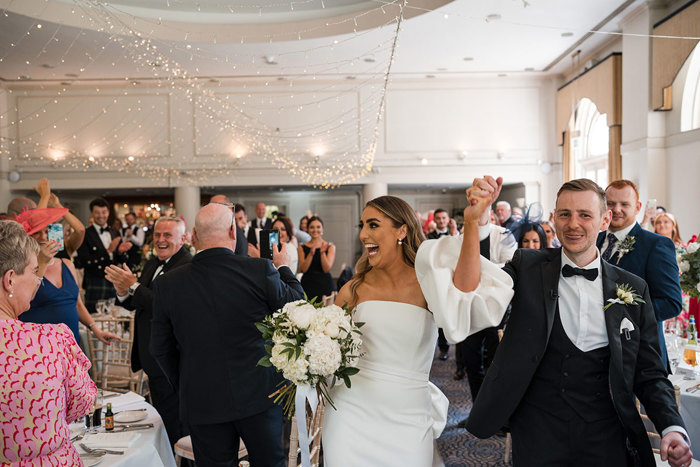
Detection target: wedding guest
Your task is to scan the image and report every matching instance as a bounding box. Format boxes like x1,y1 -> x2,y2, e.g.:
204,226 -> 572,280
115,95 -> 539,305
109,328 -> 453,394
121,211 -> 145,269
75,197 -> 131,313
210,195 -> 247,256
598,180 -> 682,368
0,220 -> 96,465
272,216 -> 298,274
150,203 -> 303,467
466,177 -> 691,467
106,216 -> 192,445
654,212 -> 684,247
540,220 -> 560,247
495,201 -> 517,230
252,202 -> 272,230
48,194 -> 86,259
17,208 -> 119,345
298,216 -> 336,301
518,223 -> 547,250
299,215 -> 309,233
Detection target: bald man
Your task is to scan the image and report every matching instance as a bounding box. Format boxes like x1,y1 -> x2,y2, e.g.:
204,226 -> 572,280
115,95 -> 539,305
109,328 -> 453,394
150,203 -> 304,467
210,194 -> 248,256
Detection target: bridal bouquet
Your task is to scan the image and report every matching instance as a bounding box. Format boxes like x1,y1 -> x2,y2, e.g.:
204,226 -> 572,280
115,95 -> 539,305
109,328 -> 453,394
256,298 -> 364,417
678,241 -> 700,298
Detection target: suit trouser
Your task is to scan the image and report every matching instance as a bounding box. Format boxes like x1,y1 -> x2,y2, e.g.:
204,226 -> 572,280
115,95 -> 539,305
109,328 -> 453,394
510,401 -> 628,467
147,373 -> 184,445
456,327 -> 499,400
437,328 -> 449,353
189,405 -> 285,467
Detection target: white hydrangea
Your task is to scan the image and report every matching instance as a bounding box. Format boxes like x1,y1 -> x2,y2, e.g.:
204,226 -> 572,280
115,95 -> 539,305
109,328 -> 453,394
680,261 -> 690,273
697,282 -> 700,293
687,242 -> 699,254
288,303 -> 317,330
282,356 -> 310,385
305,334 -> 342,376
270,343 -> 291,371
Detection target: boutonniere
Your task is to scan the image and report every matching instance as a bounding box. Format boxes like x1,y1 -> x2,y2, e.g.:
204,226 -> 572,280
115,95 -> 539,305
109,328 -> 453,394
615,236 -> 635,264
604,283 -> 646,310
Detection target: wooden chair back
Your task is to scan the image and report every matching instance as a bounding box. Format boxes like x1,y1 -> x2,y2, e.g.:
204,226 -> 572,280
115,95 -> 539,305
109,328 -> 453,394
288,398 -> 325,467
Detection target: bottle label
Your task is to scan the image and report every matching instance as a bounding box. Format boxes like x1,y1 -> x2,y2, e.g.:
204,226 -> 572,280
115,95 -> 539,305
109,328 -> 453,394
105,416 -> 114,430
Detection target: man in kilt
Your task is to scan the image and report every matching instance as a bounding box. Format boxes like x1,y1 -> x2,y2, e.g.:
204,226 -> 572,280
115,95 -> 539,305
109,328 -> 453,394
75,197 -> 131,313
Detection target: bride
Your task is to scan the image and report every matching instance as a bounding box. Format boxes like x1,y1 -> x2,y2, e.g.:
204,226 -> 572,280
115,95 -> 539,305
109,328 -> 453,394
322,186 -> 513,466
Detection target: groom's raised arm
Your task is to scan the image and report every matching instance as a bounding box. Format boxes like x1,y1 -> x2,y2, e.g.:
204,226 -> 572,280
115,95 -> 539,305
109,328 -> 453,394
454,176 -> 503,292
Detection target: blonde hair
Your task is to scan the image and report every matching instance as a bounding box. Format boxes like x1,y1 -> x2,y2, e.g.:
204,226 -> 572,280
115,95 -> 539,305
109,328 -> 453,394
0,220 -> 39,278
349,196 -> 425,307
654,212 -> 683,245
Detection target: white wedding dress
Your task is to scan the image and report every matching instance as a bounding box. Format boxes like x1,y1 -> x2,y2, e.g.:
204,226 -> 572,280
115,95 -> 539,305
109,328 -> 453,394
322,236 -> 514,467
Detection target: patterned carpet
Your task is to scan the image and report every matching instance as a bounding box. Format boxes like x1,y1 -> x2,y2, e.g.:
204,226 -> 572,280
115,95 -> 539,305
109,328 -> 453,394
430,347 -> 512,467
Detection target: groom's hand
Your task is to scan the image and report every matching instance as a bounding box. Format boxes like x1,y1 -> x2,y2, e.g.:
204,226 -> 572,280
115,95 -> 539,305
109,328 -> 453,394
465,176 -> 502,224
660,431 -> 692,467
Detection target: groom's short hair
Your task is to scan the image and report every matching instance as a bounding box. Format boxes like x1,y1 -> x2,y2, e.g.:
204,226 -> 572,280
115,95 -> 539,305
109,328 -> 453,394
556,178 -> 606,214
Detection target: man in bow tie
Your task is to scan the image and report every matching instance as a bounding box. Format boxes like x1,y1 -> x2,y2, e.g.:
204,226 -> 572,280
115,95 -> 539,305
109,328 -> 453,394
75,197 -> 131,313
105,216 -> 192,446
598,180 -> 682,368
465,177 -> 691,467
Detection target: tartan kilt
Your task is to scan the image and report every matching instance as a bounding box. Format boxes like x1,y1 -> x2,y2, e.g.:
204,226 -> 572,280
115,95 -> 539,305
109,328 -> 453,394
83,272 -> 116,312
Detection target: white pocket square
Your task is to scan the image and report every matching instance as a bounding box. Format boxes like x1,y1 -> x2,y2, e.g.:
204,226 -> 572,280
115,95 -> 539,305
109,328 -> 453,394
619,318 -> 635,333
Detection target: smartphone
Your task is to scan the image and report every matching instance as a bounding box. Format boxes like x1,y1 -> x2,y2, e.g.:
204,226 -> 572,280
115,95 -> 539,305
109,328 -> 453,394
259,229 -> 280,260
47,223 -> 64,251
645,199 -> 657,217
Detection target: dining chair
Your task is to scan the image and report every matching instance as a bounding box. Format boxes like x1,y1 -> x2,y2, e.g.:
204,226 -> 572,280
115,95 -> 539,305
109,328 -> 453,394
173,435 -> 248,466
637,384 -> 682,453
95,316 -> 149,397
288,396 -> 325,467
322,292 -> 337,307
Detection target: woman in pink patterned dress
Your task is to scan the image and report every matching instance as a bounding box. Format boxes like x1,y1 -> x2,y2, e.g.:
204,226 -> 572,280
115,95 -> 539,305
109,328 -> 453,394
0,220 -> 96,465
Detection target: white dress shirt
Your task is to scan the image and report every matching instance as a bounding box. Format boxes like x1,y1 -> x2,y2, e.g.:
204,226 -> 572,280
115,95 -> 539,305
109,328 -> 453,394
94,222 -> 113,259
117,256 -> 170,302
600,222 -> 636,258
558,250 -> 607,352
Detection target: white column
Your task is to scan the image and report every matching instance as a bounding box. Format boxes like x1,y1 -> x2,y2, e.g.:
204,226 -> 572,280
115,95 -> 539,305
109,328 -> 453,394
0,89 -> 11,212
174,186 -> 200,232
362,182 -> 388,205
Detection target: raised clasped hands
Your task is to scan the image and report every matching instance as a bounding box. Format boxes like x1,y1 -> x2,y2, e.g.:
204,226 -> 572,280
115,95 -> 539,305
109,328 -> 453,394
660,431 -> 692,467
464,176 -> 503,224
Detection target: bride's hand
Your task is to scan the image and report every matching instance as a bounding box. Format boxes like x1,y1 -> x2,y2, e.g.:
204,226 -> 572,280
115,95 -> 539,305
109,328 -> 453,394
464,176 -> 502,224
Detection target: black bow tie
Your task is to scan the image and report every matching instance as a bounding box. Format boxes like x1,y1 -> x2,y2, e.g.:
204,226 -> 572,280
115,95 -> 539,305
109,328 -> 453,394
100,227 -> 110,234
156,259 -> 167,267
562,264 -> 598,281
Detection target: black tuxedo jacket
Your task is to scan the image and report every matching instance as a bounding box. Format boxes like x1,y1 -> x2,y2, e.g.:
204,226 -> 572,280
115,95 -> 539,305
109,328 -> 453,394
75,225 -> 127,275
467,248 -> 684,467
235,225 -> 248,256
120,246 -> 192,374
253,218 -> 272,230
150,248 -> 304,424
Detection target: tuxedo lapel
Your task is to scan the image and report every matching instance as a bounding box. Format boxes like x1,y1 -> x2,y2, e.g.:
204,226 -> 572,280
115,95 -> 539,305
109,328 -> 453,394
602,262 -> 625,386
596,231 -> 605,250
540,250 -> 562,341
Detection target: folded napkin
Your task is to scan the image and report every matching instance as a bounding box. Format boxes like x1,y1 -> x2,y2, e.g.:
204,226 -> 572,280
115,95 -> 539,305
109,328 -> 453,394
82,432 -> 141,448
108,391 -> 145,410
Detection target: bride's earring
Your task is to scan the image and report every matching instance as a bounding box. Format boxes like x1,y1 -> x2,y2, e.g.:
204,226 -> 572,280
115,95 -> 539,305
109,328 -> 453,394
8,291 -> 14,298
397,238 -> 403,245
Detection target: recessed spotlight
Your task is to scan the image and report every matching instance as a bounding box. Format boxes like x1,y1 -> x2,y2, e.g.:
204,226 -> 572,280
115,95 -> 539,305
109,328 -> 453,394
345,76 -> 356,80
150,61 -> 163,67
486,13 -> 502,22
463,57 -> 474,61
60,81 -> 72,86
88,156 -> 95,162
276,76 -> 287,81
363,57 -> 376,63
524,67 -> 535,72
128,156 -> 135,161
420,158 -> 428,165
41,64 -> 55,69
561,32 -> 574,37
65,73 -> 79,78
131,80 -> 140,85
36,24 -> 42,29
19,75 -> 31,80
426,74 -> 436,78
498,73 -> 508,77
209,78 -> 219,83
436,67 -> 447,72
263,55 -> 277,65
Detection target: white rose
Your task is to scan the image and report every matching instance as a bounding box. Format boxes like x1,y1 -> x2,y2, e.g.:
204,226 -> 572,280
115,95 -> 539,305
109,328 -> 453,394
324,323 -> 340,338
680,261 -> 690,273
305,334 -> 342,376
622,291 -> 634,304
282,300 -> 307,314
288,304 -> 317,330
697,282 -> 700,293
687,242 -> 699,254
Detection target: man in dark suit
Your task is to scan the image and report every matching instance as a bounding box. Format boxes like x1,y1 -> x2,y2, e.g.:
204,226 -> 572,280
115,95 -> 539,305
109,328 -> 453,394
120,211 -> 145,269
150,203 -> 304,467
105,216 -> 192,445
598,180 -> 682,368
210,195 -> 247,256
253,202 -> 272,230
465,177 -> 691,467
427,208 -> 458,360
75,197 -> 131,313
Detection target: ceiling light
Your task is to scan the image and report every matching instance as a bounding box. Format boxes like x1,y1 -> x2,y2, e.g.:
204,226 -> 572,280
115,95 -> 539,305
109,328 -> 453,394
426,74 -> 436,79
561,32 -> 574,37
345,76 -> 356,80
150,61 -> 163,67
524,67 -> 535,72
209,78 -> 219,83
128,156 -> 135,161
19,75 -> 31,80
60,81 -> 72,86
486,13 -> 502,22
458,151 -> 467,160
363,57 -> 376,63
41,64 -> 54,69
463,57 -> 474,61
420,158 -> 428,165
65,73 -> 79,78
498,73 -> 508,77
36,24 -> 42,29
88,156 -> 95,162
263,55 -> 277,65
437,67 -> 447,72
276,76 -> 286,81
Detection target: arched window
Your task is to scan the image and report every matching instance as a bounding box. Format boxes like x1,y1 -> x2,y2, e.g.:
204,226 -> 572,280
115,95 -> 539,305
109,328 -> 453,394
680,42 -> 700,132
570,98 -> 609,187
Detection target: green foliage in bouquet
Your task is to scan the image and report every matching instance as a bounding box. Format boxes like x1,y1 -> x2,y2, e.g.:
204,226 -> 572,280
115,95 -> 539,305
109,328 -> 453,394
678,242 -> 700,299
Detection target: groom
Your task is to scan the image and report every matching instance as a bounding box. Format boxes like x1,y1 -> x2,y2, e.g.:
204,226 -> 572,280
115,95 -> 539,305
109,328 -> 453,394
465,177 -> 691,467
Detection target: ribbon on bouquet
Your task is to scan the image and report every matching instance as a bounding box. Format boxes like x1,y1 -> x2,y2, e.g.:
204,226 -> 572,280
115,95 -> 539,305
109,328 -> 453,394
294,384 -> 319,467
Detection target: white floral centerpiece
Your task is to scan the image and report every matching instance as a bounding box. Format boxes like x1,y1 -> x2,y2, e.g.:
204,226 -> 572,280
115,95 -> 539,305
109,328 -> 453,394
256,297 -> 364,417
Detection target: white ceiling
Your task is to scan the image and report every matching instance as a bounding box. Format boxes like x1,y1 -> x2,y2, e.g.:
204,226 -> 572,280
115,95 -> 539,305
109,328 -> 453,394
0,0 -> 638,84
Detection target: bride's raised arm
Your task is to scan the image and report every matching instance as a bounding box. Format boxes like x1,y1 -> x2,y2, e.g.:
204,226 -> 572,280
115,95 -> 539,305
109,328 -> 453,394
415,176 -> 514,343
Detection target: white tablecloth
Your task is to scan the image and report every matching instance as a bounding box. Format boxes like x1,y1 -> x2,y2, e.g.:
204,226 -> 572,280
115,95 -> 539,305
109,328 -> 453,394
75,398 -> 176,467
669,373 -> 700,450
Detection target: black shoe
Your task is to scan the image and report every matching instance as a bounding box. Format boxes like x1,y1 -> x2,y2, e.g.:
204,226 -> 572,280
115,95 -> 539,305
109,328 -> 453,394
438,351 -> 449,361
453,369 -> 466,380
457,417 -> 469,429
